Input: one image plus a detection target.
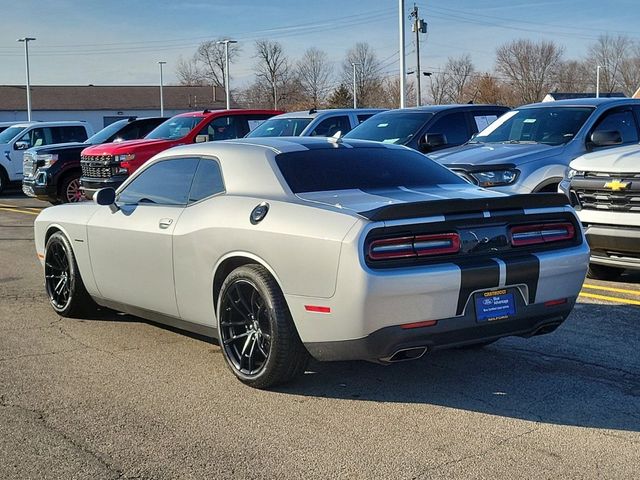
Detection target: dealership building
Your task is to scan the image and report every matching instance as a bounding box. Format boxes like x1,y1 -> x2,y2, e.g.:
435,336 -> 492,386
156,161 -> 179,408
0,85 -> 227,132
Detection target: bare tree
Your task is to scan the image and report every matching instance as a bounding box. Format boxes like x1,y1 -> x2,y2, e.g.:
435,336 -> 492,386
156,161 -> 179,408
380,77 -> 415,108
552,60 -> 591,93
427,72 -> 451,104
465,73 -> 515,106
342,42 -> 383,107
620,45 -> 640,96
326,84 -> 352,108
587,34 -> 634,94
194,39 -> 242,87
296,48 -> 333,108
445,54 -> 475,103
496,39 -> 564,104
175,55 -> 205,86
254,39 -> 290,109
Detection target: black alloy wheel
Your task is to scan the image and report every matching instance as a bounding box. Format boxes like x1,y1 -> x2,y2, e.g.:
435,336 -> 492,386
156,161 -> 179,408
44,232 -> 96,317
45,240 -> 71,311
217,264 -> 309,388
220,279 -> 272,376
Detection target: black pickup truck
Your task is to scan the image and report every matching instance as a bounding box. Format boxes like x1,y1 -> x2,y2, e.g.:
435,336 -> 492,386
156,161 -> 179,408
22,116 -> 166,204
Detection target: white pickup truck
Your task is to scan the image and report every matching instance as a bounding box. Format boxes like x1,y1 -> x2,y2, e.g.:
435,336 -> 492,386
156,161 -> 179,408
560,144 -> 640,280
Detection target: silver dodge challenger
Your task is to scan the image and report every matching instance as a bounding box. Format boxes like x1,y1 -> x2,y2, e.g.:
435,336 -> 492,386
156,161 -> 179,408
34,137 -> 589,388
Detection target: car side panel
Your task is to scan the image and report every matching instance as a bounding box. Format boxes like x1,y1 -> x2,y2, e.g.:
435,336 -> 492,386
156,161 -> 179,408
172,196 -> 358,327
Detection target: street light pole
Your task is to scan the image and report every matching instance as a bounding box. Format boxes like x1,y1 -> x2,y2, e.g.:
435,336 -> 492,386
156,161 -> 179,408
216,39 -> 238,110
399,0 -> 406,108
351,62 -> 361,108
158,61 -> 166,116
17,37 -> 36,121
596,65 -> 602,98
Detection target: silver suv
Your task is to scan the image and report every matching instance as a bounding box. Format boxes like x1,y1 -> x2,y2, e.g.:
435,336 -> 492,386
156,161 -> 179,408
429,98 -> 640,193
245,108 -> 385,138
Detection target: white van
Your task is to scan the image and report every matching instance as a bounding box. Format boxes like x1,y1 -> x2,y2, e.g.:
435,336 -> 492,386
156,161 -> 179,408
0,121 -> 93,193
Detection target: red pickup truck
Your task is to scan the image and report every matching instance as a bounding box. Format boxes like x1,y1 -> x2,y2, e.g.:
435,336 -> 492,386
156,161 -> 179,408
80,109 -> 281,197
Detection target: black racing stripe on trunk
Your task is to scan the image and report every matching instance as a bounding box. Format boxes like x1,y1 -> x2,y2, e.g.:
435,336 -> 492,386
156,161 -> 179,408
444,212 -> 485,221
452,260 -> 500,316
359,187 -> 437,203
501,254 -> 540,304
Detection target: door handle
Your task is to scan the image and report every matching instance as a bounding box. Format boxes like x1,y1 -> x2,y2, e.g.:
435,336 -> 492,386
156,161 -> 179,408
159,218 -> 173,229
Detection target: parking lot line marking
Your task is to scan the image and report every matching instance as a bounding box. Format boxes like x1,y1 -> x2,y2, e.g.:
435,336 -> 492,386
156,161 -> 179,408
0,206 -> 39,216
579,291 -> 640,306
0,202 -> 43,212
583,283 -> 640,297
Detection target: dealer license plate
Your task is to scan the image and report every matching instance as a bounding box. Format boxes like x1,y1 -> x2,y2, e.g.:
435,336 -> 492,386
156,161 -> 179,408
474,289 -> 516,322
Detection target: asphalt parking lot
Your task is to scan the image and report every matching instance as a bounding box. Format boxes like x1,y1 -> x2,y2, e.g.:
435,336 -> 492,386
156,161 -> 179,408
1,190 -> 639,480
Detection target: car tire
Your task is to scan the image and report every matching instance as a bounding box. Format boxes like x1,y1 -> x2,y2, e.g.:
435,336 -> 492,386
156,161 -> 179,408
217,264 -> 309,389
44,231 -> 97,317
0,166 -> 8,194
59,174 -> 83,203
587,263 -> 624,281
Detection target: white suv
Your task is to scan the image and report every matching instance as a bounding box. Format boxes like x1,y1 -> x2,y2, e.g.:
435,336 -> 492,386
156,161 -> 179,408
0,121 -> 93,193
563,144 -> 640,280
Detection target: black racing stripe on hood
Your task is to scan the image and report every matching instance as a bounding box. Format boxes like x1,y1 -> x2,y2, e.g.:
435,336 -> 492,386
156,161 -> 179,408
500,254 -> 540,304
452,260 -> 500,316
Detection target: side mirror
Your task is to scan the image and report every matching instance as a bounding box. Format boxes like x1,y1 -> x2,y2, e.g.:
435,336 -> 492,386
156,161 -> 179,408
94,187 -> 117,212
14,141 -> 29,150
590,130 -> 622,147
419,133 -> 447,152
194,134 -> 209,143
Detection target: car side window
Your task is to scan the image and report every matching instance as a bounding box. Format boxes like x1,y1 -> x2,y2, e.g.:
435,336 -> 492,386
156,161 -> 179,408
19,127 -> 51,148
197,116 -> 240,142
245,114 -> 275,135
118,158 -> 199,206
592,110 -> 639,144
188,159 -> 225,203
357,114 -> 375,124
471,112 -> 500,134
52,126 -> 87,143
426,112 -> 469,145
309,116 -> 351,136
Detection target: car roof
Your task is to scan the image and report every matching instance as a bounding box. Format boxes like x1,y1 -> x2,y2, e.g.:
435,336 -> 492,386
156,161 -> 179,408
274,108 -> 386,119
9,120 -> 89,127
521,98 -> 640,108
173,109 -> 282,119
377,104 -> 509,114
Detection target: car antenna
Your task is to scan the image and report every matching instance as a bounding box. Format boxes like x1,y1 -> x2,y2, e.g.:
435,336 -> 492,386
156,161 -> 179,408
309,107 -> 317,115
327,131 -> 343,144
203,109 -> 211,114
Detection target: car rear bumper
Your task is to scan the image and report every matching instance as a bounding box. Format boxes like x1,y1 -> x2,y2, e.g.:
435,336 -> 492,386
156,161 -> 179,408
304,297 -> 573,362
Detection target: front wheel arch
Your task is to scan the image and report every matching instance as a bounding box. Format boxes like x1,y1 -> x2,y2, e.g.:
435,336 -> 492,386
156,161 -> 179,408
533,177 -> 563,193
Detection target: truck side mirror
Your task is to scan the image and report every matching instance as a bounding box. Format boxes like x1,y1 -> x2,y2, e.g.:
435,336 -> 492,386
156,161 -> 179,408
590,130 -> 622,147
14,141 -> 30,150
419,133 -> 447,153
194,134 -> 209,143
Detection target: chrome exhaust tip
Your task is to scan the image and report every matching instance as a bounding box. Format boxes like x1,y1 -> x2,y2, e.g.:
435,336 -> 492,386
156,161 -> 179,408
381,346 -> 428,363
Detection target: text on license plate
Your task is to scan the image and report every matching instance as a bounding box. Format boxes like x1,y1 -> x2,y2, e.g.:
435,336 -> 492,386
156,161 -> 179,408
474,289 -> 515,322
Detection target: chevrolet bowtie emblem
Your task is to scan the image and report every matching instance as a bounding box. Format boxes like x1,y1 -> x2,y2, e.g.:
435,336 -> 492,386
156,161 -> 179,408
604,180 -> 631,191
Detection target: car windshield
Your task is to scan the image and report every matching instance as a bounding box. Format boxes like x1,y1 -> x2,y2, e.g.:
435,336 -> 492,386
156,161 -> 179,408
275,146 -> 466,193
145,116 -> 203,140
246,117 -> 313,137
0,126 -> 27,143
344,112 -> 434,144
85,119 -> 129,144
472,107 -> 594,145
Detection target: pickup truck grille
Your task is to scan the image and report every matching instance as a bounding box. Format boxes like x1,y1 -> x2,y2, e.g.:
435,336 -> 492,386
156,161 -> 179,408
81,164 -> 119,178
572,175 -> 640,212
23,151 -> 36,178
82,154 -> 114,163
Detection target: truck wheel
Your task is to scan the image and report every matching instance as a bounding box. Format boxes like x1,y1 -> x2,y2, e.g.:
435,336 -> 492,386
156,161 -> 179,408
0,166 -> 8,194
60,174 -> 83,203
217,264 -> 309,389
44,232 -> 97,317
587,264 -> 624,281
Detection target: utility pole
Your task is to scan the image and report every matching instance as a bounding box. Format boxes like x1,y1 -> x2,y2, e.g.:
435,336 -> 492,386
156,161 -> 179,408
17,37 -> 36,121
596,65 -> 602,98
158,61 -> 166,116
399,0 -> 406,108
410,4 -> 427,106
216,39 -> 238,110
351,62 -> 361,108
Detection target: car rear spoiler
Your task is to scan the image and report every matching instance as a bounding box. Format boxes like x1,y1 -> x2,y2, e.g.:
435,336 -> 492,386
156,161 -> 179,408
359,193 -> 570,221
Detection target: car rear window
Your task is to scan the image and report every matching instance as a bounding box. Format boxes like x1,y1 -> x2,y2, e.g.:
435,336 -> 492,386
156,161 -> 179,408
275,147 -> 465,193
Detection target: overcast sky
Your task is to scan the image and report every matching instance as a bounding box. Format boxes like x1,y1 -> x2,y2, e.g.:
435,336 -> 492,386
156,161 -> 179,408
0,0 -> 638,89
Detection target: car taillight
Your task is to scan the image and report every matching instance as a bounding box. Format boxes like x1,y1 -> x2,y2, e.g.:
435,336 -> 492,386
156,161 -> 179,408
368,233 -> 460,261
509,222 -> 575,247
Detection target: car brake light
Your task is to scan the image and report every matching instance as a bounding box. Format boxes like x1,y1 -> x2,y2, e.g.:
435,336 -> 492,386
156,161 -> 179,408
510,222 -> 575,247
368,233 -> 460,261
544,298 -> 567,307
400,320 -> 438,329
